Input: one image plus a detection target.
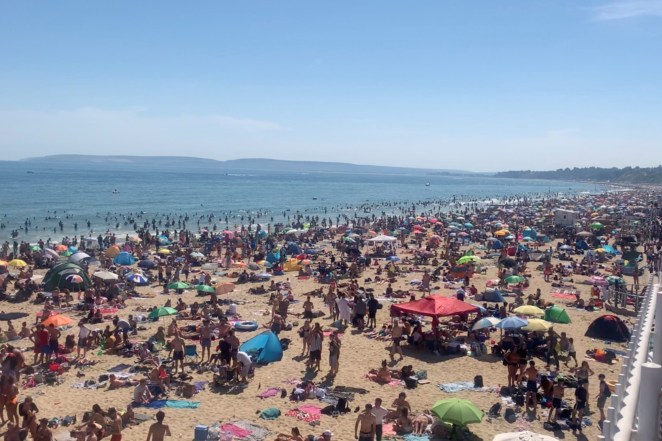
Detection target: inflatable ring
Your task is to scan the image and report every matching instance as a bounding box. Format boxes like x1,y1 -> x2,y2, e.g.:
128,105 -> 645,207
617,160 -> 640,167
234,321 -> 259,332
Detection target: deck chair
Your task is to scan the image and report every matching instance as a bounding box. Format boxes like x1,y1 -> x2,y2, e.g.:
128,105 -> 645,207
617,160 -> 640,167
184,344 -> 199,365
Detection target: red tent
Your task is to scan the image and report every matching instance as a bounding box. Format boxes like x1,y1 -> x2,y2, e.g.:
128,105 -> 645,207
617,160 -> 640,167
391,294 -> 479,318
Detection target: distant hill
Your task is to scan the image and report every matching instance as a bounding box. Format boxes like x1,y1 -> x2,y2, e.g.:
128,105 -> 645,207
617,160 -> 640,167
21,154 -> 475,175
495,166 -> 662,184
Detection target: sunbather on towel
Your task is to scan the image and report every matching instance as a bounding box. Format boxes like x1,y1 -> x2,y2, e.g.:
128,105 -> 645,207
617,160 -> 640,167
367,360 -> 391,384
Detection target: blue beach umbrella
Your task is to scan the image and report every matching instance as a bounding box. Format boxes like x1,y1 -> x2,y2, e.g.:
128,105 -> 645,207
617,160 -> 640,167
495,316 -> 528,329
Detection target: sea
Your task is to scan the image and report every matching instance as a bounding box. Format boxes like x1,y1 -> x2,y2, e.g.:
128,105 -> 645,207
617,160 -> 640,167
0,160 -> 598,244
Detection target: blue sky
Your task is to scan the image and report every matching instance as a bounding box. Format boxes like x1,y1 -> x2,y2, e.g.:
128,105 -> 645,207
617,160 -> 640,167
1,0 -> 661,171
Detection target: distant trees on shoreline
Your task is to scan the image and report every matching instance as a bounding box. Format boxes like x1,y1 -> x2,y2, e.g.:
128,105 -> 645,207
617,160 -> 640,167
495,166 -> 662,184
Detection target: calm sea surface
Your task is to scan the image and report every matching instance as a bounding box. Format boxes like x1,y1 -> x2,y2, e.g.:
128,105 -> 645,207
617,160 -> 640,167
0,161 -> 596,243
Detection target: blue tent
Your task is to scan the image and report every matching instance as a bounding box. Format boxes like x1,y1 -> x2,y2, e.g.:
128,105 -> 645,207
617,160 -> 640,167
239,331 -> 283,364
522,228 -> 537,240
266,250 -> 281,264
113,251 -> 136,266
285,242 -> 301,255
482,289 -> 505,302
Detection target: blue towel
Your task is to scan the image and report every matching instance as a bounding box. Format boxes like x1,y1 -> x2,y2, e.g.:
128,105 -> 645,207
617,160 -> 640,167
144,400 -> 200,409
404,435 -> 430,441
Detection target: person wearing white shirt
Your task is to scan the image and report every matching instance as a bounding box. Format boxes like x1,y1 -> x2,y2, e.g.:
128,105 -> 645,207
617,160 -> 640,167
372,398 -> 389,441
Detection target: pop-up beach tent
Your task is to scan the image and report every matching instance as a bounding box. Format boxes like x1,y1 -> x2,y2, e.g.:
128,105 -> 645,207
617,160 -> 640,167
545,305 -> 571,324
585,314 -> 630,342
43,263 -> 92,291
113,251 -> 136,266
239,331 -> 283,364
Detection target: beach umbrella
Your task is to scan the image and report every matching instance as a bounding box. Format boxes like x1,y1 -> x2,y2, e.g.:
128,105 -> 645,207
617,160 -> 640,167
29,244 -> 42,251
472,317 -> 501,331
190,251 -> 205,259
522,318 -> 553,332
496,316 -> 528,329
65,274 -> 84,284
494,229 -> 510,237
69,252 -> 92,264
42,248 -> 59,260
607,276 -> 624,285
544,305 -> 571,324
590,222 -> 604,230
167,281 -> 190,290
195,284 -> 216,293
7,259 -> 27,268
493,431 -> 558,441
42,314 -> 74,327
505,275 -> 525,285
576,231 -> 593,237
137,260 -> 157,269
457,255 -> 481,265
93,271 -> 119,281
104,245 -> 121,258
158,248 -> 172,255
513,305 -> 545,316
54,244 -> 68,253
127,274 -> 149,284
148,307 -> 178,319
431,398 -> 483,426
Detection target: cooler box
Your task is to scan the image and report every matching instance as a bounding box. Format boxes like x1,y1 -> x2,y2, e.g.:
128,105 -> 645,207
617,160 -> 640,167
194,425 -> 209,441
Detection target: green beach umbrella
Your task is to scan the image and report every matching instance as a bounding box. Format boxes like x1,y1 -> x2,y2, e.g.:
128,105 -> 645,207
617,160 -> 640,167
148,307 -> 178,319
590,222 -> 604,230
431,398 -> 483,426
195,284 -> 216,293
505,275 -> 525,284
167,281 -> 190,290
29,245 -> 42,251
457,255 -> 481,265
545,305 -> 571,324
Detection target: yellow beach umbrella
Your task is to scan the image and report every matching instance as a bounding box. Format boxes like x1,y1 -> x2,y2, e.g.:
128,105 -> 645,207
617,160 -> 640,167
522,318 -> 553,332
158,248 -> 172,255
513,305 -> 545,316
494,229 -> 510,237
8,259 -> 27,268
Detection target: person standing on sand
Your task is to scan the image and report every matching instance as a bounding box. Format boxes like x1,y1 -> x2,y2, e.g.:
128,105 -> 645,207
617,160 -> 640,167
307,323 -> 323,372
371,398 -> 388,441
107,408 -> 122,441
146,411 -> 171,441
524,360 -> 538,416
170,333 -> 185,374
199,319 -> 212,364
328,331 -> 341,376
389,319 -> 404,362
355,404 -> 376,441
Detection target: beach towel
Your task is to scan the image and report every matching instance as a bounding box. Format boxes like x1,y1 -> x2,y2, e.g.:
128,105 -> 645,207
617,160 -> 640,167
286,404 -> 322,422
232,421 -> 271,441
258,387 -> 282,398
382,423 -> 397,436
259,407 -> 281,420
144,400 -> 200,409
220,423 -> 252,438
107,363 -> 132,372
404,435 -> 430,441
437,381 -> 497,393
551,289 -> 580,300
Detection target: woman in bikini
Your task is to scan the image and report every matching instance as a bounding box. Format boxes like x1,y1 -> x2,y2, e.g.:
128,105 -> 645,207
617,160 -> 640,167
504,347 -> 521,390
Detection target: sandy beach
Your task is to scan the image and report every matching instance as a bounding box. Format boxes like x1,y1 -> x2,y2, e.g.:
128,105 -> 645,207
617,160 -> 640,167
0,190 -> 659,441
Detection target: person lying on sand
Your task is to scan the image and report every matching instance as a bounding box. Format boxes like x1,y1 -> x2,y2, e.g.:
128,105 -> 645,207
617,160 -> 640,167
412,411 -> 433,435
107,374 -> 139,389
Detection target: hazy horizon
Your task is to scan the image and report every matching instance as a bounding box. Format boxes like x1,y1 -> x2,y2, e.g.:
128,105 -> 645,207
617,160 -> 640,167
1,1 -> 661,172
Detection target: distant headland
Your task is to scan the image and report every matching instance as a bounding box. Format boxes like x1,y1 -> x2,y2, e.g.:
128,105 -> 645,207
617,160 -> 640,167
495,166 -> 662,185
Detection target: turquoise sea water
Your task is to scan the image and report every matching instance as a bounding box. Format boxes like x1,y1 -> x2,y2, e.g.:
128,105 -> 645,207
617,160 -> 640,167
0,160 -> 595,243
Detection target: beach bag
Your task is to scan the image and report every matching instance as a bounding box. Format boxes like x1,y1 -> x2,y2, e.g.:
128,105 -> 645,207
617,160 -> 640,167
474,375 -> 484,388
336,397 -> 349,412
504,408 -> 517,423
181,383 -> 196,399
513,393 -> 525,407
488,403 -> 502,417
404,376 -> 418,389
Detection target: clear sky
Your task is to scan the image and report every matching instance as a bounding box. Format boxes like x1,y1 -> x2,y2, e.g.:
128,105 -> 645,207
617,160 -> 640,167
1,1 -> 661,171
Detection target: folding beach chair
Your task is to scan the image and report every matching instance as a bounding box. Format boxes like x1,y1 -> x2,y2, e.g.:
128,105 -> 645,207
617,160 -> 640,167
184,344 -> 199,365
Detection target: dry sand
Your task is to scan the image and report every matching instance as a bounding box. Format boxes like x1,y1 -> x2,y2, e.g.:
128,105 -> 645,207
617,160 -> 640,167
1,240 -> 639,441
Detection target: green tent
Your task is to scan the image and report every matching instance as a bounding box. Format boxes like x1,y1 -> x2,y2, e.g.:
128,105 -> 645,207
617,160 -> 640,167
545,305 -> 571,324
42,262 -> 92,291
148,307 -> 178,319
